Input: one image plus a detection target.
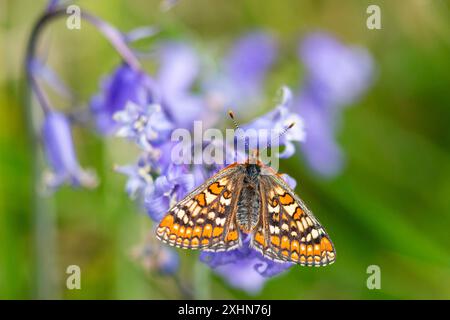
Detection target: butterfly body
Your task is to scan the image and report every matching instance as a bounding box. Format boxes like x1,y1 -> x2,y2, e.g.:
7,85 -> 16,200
236,163 -> 261,233
156,160 -> 336,267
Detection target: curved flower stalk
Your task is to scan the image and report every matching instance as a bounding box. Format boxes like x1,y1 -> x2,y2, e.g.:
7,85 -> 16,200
26,3 -> 149,189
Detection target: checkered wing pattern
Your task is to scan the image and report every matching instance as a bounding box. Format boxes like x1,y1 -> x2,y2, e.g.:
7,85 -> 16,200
252,174 -> 336,266
156,165 -> 244,252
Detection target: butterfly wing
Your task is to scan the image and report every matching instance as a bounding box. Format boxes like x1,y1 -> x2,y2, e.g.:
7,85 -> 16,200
252,173 -> 336,266
156,164 -> 245,252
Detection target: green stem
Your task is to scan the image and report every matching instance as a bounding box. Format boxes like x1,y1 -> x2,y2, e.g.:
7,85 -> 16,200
193,258 -> 211,300
23,61 -> 60,300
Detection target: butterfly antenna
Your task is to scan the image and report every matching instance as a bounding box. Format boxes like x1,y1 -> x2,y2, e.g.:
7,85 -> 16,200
263,122 -> 295,152
228,110 -> 240,130
229,110 -> 249,155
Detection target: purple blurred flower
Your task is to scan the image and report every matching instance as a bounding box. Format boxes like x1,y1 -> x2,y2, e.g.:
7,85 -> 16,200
42,111 -> 97,189
297,93 -> 344,176
154,245 -> 179,275
114,102 -> 174,151
204,31 -> 277,113
296,32 -> 374,176
157,42 -> 206,129
145,164 -> 195,222
200,236 -> 292,294
90,63 -> 159,134
299,32 -> 374,107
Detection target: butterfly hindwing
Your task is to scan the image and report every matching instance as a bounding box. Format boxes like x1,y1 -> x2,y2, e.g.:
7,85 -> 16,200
252,174 -> 336,266
156,164 -> 244,252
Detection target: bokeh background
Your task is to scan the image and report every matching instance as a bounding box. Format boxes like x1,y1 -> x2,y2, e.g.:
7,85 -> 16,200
1,0 -> 450,299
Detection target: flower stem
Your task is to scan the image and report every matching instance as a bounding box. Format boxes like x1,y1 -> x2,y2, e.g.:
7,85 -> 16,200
23,54 -> 60,300
193,258 -> 211,299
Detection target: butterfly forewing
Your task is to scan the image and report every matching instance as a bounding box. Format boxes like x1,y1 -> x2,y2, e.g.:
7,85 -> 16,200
252,174 -> 336,266
156,164 -> 244,252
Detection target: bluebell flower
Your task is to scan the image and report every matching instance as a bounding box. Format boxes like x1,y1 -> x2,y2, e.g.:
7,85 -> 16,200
114,102 -> 174,151
296,32 -> 374,176
42,111 -> 97,189
145,164 -> 195,222
90,63 -> 159,134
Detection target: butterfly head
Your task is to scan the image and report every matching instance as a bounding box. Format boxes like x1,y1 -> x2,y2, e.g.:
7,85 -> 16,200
228,110 -> 296,166
247,149 -> 261,165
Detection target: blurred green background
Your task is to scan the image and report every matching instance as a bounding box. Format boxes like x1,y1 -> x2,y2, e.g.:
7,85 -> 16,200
1,0 -> 450,299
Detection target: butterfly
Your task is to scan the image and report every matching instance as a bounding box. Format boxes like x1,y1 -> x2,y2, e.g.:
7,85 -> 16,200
155,114 -> 336,267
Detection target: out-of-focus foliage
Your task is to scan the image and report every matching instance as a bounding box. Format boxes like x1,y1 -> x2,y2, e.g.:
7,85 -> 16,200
1,0 -> 450,299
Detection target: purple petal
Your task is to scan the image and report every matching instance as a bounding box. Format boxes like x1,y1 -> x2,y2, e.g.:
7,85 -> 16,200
146,193 -> 170,222
280,173 -> 297,189
213,260 -> 268,294
173,173 -> 195,200
90,63 -> 158,134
